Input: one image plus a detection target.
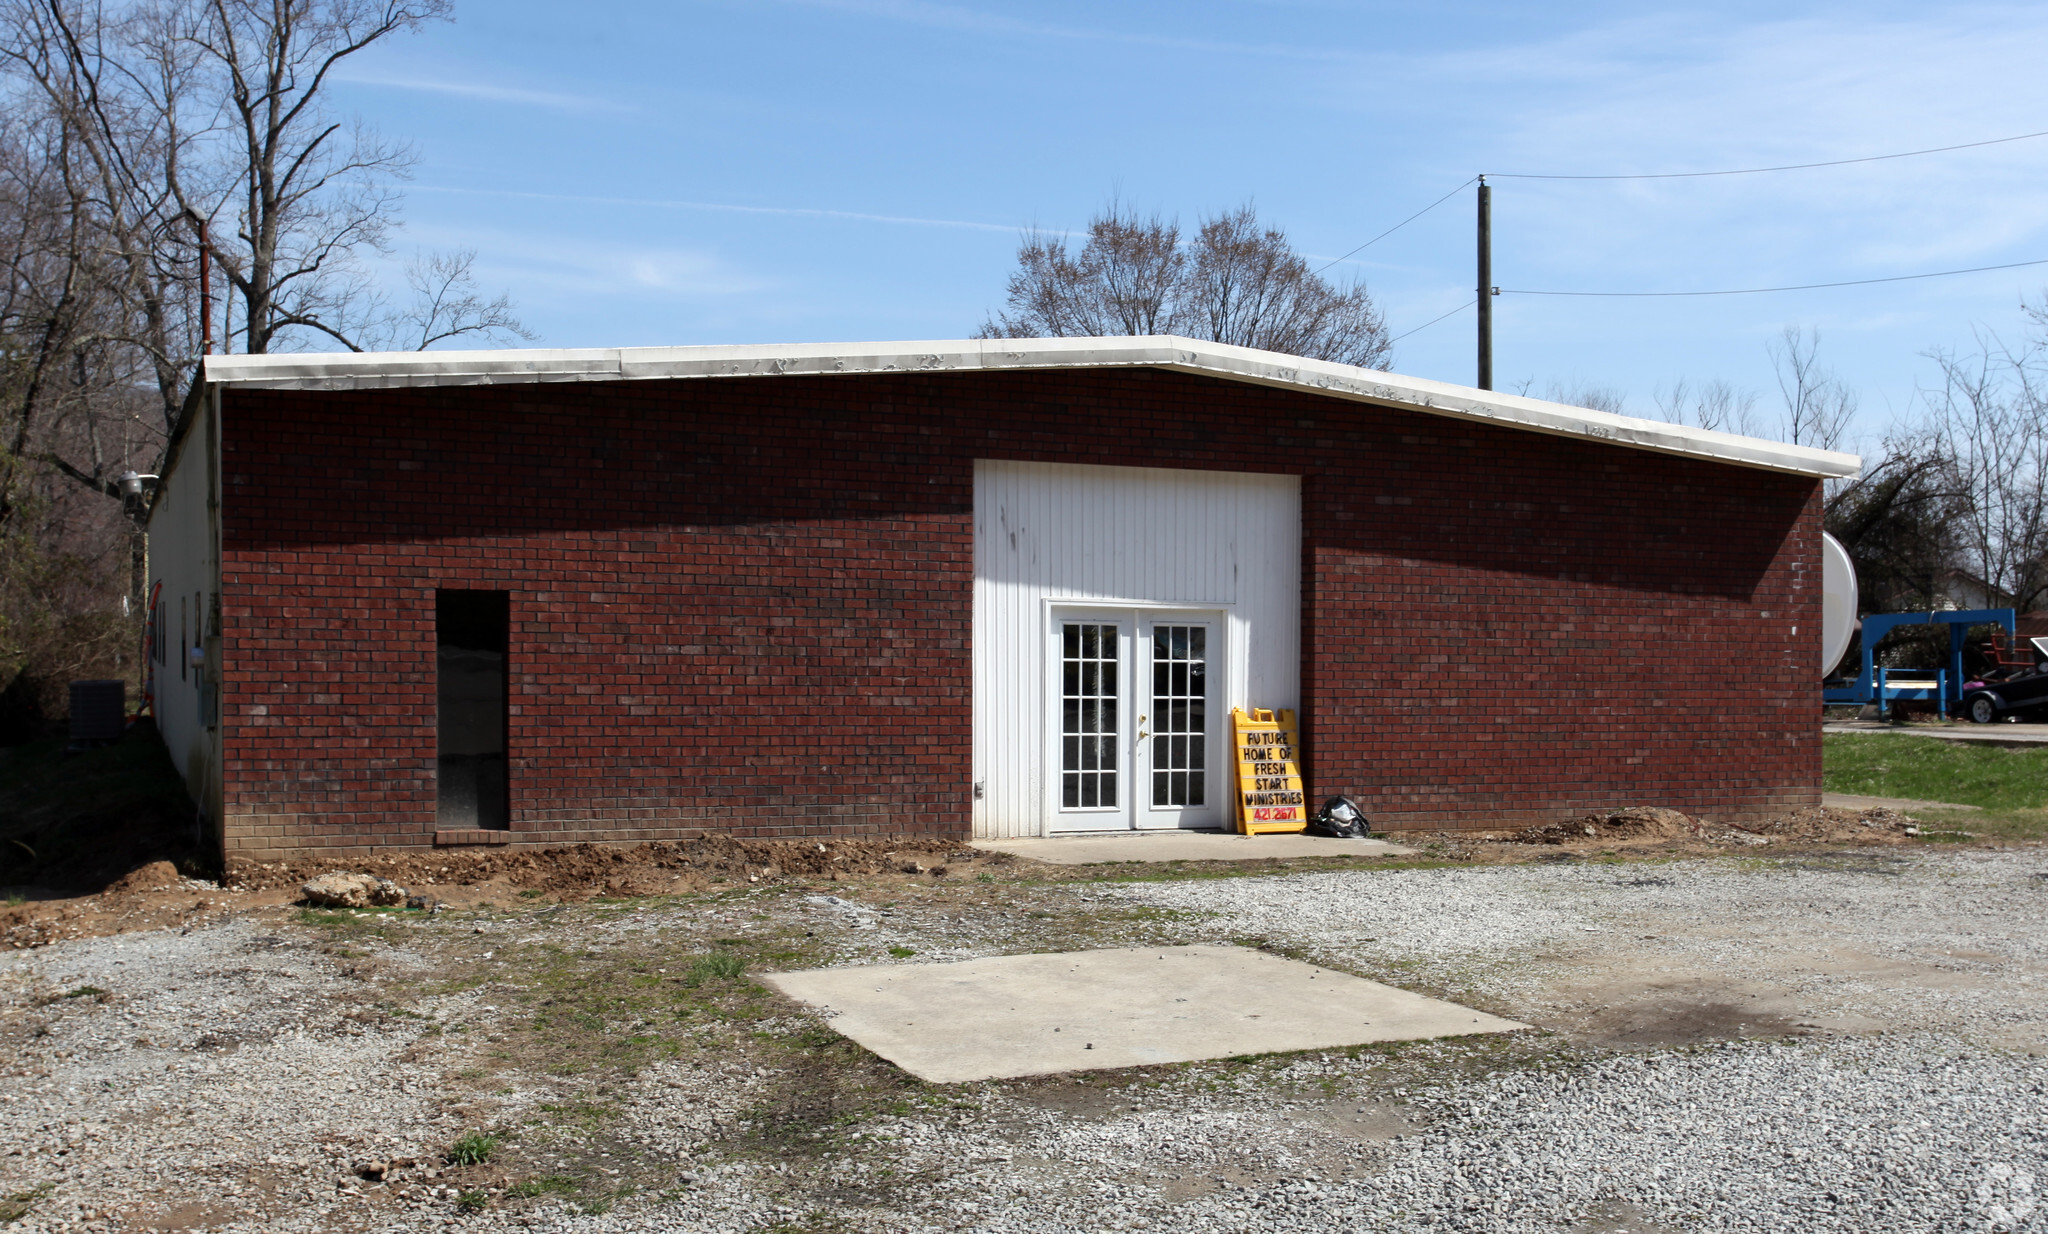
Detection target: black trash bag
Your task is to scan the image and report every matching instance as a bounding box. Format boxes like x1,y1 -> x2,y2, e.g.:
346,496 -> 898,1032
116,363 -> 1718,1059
1308,795 -> 1371,838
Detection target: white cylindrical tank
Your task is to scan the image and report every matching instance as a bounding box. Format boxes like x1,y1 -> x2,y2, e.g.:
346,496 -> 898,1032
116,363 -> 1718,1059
1820,531 -> 1858,678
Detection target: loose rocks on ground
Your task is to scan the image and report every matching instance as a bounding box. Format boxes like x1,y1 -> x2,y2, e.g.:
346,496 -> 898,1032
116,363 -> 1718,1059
7,847 -> 2047,1233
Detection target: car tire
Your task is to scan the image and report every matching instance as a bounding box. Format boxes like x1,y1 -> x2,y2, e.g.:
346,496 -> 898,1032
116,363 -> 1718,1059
1967,694 -> 1999,724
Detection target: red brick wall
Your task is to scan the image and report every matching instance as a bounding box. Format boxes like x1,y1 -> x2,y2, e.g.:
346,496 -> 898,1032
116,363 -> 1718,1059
216,368 -> 1819,857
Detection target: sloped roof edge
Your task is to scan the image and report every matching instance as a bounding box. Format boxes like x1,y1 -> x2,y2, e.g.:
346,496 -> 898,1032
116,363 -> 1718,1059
200,335 -> 1860,479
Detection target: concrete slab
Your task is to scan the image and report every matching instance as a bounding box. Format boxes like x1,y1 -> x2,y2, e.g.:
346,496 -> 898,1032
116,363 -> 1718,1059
1823,792 -> 1982,813
761,944 -> 1528,1083
972,831 -> 1412,865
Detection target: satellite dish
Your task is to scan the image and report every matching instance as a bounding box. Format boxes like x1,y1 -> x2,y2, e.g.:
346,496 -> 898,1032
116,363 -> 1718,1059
1821,531 -> 1858,678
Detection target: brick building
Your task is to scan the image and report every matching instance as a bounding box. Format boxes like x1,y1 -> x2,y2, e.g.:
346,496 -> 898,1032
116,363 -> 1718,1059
144,337 -> 1858,862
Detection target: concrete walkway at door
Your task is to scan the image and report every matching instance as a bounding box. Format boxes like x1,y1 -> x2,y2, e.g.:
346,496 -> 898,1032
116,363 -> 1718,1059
972,831 -> 1413,865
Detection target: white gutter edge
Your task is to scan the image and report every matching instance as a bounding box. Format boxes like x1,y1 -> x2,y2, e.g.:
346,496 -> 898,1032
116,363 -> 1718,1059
200,335 -> 1861,479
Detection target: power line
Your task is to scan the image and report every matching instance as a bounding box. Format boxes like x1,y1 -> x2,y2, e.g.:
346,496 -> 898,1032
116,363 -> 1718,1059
1314,178 -> 1478,275
1491,127 -> 2048,181
1343,129 -> 2048,353
1390,299 -> 1475,344
1502,256 -> 2048,298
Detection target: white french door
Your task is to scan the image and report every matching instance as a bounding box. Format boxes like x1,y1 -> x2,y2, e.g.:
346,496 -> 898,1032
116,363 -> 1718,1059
1049,608 -> 1224,832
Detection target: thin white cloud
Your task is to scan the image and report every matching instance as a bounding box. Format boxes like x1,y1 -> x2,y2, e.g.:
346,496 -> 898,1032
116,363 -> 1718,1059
408,184 -> 1037,235
1306,4 -> 2048,438
333,71 -> 629,113
762,0 -> 1369,63
451,237 -> 766,300
1364,7 -> 2048,286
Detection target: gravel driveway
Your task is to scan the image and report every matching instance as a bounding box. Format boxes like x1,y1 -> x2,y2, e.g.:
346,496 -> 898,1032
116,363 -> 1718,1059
1103,848 -> 2048,1046
1,849 -> 2044,1233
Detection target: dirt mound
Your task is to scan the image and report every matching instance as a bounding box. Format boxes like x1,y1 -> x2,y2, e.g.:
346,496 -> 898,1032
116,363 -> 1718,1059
1516,807 -> 1697,845
1510,804 -> 1917,849
0,904 -> 61,948
1734,805 -> 1917,844
227,834 -> 1003,899
106,860 -> 184,895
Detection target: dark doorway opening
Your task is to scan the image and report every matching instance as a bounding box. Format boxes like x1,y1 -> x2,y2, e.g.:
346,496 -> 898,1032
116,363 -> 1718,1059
437,590 -> 509,830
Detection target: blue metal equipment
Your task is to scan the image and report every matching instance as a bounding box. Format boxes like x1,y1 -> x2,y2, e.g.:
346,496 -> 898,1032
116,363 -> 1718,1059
1822,608 -> 2017,715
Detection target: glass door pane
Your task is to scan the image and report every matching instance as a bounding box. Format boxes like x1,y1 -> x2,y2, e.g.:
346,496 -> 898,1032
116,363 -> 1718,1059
1060,621 -> 1120,810
1150,624 -> 1207,807
1134,615 -> 1220,830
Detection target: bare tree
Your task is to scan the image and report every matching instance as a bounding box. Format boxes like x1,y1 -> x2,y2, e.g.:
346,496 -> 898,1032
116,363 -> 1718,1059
0,3 -> 187,512
0,0 -> 530,732
0,93 -> 159,729
0,0 -> 534,491
1823,432 -> 1965,614
1927,324 -> 2048,613
980,199 -> 1392,370
143,0 -> 534,355
977,201 -> 1181,340
1179,205 -> 1390,368
1655,377 -> 1761,437
2,0 -> 530,377
1513,377 -> 1629,416
1769,326 -> 1856,451
384,249 -> 526,350
1514,375 -> 1764,430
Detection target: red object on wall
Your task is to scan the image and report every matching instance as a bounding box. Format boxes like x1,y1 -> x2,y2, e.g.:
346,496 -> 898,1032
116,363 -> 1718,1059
216,367 -> 1819,859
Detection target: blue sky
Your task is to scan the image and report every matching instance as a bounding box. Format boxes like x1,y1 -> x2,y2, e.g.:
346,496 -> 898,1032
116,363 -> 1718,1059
334,1 -> 2048,453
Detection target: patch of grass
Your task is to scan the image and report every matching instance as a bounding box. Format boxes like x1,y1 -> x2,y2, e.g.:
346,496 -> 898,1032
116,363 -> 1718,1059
492,921 -> 813,1077
447,1130 -> 502,1166
293,907 -> 405,940
739,1039 -> 934,1163
683,951 -> 746,985
1824,733 -> 2048,811
886,945 -> 916,958
535,1099 -> 617,1131
1911,805 -> 2048,843
62,985 -> 107,999
0,1182 -> 54,1222
509,1174 -> 581,1199
456,1189 -> 489,1212
780,1023 -> 842,1051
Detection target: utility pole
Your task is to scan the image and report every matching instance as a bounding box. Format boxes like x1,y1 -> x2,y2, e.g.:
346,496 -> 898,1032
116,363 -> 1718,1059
197,219 -> 212,354
1476,176 -> 1492,390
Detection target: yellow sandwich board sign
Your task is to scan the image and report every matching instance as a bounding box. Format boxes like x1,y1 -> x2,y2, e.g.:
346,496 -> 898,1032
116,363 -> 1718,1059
1230,707 -> 1307,834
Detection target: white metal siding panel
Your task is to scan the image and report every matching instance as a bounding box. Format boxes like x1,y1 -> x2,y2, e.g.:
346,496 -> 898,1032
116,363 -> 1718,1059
972,460 -> 1300,838
146,395 -> 217,804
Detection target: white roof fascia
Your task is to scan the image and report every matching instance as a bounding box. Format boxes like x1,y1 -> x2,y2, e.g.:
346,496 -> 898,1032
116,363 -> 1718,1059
200,335 -> 1860,479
